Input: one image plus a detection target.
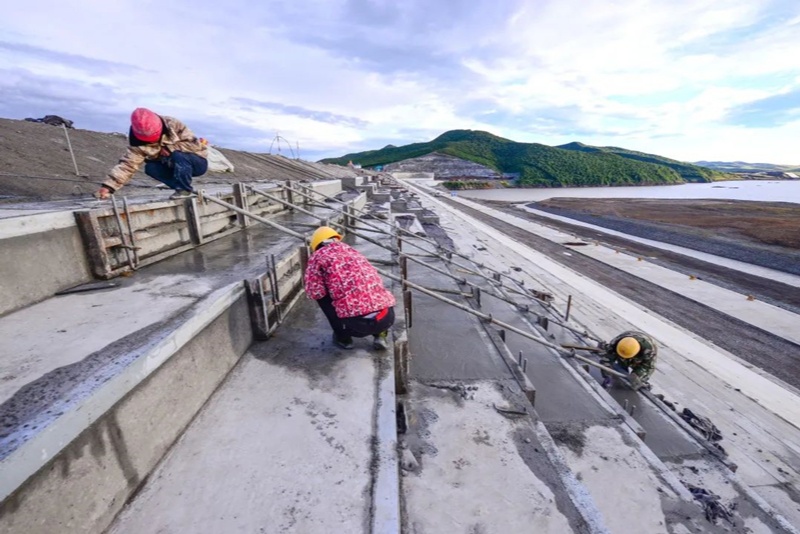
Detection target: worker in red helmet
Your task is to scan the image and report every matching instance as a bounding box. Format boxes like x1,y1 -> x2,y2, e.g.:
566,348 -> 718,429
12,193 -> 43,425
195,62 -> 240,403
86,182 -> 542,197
304,226 -> 396,350
95,108 -> 208,200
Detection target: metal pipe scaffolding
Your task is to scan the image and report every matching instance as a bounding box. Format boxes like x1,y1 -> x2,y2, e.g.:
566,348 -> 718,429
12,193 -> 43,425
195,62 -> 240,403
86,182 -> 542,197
201,185 -> 627,381
291,181 -> 534,292
286,183 -> 540,302
252,183 -> 599,342
376,266 -> 628,379
198,190 -> 307,240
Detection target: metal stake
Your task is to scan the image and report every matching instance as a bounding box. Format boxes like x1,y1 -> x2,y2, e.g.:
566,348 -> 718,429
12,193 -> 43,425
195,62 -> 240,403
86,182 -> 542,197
122,197 -> 139,267
62,124 -> 80,176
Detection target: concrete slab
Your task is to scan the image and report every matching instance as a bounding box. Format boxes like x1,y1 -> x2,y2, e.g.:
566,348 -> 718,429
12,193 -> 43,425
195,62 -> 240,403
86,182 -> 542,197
402,382 -> 588,533
474,294 -> 612,424
435,195 -> 800,433
404,184 -> 800,530
110,298 -> 381,534
0,205 -> 336,467
405,257 -> 513,382
562,236 -> 800,346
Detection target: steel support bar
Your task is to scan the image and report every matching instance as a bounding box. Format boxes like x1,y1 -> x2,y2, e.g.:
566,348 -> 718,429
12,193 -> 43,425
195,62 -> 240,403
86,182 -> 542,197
252,186 -> 392,252
283,184 -> 390,236
270,184 -> 588,337
111,195 -> 135,270
122,197 -> 140,267
375,267 -> 628,380
289,182 -> 544,302
198,190 -> 306,240
203,184 -> 623,379
249,187 -> 347,233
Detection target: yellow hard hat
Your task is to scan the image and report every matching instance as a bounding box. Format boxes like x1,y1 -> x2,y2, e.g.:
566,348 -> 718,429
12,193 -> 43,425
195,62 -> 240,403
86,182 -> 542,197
310,226 -> 341,252
616,337 -> 641,359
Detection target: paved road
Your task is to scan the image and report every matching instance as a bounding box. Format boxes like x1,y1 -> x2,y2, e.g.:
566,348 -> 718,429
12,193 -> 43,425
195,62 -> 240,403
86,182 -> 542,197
446,200 -> 800,390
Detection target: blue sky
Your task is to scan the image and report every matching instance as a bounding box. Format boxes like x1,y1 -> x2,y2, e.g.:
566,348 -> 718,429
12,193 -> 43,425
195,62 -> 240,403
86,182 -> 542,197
2,0 -> 800,163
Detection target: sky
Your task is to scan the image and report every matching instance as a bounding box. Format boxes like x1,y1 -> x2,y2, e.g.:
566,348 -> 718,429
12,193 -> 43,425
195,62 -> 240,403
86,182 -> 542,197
2,0 -> 800,164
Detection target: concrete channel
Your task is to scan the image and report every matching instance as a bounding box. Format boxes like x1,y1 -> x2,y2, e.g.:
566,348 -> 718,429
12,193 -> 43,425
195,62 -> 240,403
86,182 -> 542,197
0,176 -> 797,533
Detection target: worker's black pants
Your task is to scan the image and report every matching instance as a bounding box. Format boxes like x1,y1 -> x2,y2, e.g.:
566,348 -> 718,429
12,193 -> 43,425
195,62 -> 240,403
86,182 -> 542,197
316,295 -> 395,341
145,151 -> 208,192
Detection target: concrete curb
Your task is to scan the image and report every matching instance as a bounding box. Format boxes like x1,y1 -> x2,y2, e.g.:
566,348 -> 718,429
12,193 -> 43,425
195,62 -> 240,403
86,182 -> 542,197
0,211 -> 77,239
0,282 -> 244,503
371,340 -> 401,534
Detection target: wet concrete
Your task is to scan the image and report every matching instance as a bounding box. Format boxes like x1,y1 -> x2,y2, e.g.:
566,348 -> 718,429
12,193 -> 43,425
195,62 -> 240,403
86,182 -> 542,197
0,203 -> 338,463
403,244 -> 514,382
605,382 -> 703,461
110,304 -> 378,533
108,227 -> 391,534
402,381 -> 594,533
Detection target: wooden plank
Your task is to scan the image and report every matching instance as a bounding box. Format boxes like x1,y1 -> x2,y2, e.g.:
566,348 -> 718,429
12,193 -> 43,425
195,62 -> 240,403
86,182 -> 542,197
74,210 -> 113,279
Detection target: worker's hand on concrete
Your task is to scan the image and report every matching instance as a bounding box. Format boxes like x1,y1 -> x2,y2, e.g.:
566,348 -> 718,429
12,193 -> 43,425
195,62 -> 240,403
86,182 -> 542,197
94,186 -> 112,200
630,374 -> 648,391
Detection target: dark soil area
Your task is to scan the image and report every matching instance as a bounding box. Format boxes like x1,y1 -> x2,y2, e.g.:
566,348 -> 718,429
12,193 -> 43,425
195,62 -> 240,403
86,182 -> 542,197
0,118 -> 359,202
443,198 -> 800,390
532,198 -> 800,276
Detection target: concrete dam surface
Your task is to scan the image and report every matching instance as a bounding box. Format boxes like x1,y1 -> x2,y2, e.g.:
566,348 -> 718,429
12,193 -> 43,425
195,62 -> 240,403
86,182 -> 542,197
0,172 -> 798,533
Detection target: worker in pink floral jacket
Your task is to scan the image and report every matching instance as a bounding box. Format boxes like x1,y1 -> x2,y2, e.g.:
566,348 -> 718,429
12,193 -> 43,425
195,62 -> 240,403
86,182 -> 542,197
304,226 -> 396,350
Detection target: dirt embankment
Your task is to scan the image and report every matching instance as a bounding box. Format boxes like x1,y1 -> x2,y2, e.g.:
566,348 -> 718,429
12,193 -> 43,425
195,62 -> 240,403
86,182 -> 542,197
0,118 -> 359,202
529,198 -> 800,276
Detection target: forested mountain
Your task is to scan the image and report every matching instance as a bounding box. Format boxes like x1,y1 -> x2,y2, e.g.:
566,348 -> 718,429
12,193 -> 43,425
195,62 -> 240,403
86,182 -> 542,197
322,130 -> 728,187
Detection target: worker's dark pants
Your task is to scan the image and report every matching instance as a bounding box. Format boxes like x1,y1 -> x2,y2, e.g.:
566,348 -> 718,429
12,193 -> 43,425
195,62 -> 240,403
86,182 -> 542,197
145,151 -> 208,192
316,295 -> 395,341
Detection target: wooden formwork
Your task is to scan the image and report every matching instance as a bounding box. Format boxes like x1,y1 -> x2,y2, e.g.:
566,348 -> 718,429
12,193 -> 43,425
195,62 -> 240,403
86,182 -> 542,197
74,184 -> 290,279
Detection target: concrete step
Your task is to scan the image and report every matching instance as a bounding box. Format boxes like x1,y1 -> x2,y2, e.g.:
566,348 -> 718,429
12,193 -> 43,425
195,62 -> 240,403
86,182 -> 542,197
0,184 -> 360,533
108,298 -> 398,534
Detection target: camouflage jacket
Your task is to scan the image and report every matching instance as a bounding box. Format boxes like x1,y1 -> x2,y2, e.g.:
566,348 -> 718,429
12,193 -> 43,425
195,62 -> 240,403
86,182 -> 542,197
104,116 -> 208,191
602,331 -> 658,381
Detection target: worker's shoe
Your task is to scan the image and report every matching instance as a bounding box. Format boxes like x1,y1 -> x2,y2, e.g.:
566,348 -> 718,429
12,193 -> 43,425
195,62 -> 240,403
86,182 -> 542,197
372,331 -> 389,350
332,333 -> 354,350
169,190 -> 194,200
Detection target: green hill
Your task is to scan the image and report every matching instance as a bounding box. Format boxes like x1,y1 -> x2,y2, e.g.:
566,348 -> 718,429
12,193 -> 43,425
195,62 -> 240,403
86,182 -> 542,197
557,142 -> 726,182
322,130 -> 727,187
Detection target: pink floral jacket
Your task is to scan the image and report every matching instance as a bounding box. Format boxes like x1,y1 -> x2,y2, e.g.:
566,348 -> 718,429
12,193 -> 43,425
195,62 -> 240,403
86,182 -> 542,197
304,242 -> 396,318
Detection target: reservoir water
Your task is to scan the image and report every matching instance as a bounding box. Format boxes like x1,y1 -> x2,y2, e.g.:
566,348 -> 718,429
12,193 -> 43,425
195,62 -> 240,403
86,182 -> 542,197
455,180 -> 800,204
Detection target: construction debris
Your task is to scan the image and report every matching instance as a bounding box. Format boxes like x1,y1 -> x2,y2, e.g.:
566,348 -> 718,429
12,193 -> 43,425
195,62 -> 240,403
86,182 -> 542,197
687,484 -> 735,525
24,115 -> 74,128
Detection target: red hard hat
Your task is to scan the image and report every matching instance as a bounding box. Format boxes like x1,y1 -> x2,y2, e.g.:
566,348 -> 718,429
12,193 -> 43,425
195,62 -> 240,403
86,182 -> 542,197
130,108 -> 163,143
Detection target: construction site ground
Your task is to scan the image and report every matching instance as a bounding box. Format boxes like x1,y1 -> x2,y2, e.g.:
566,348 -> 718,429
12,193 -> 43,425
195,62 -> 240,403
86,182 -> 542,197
1,174 -> 800,533
415,185 -> 800,526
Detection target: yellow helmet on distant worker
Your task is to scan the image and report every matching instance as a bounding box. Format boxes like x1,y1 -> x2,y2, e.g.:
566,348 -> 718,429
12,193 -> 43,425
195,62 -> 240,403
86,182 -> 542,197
616,337 -> 641,359
310,226 -> 341,252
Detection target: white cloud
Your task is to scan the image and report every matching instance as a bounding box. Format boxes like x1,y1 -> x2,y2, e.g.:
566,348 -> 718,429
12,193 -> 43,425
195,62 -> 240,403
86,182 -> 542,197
1,0 -> 800,162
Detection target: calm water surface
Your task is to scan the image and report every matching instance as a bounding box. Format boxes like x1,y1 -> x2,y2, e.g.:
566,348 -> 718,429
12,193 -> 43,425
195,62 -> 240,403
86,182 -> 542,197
454,180 -> 800,204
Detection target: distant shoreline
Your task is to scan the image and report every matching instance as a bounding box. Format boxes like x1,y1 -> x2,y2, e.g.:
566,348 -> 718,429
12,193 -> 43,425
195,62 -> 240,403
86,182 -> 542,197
485,197 -> 800,275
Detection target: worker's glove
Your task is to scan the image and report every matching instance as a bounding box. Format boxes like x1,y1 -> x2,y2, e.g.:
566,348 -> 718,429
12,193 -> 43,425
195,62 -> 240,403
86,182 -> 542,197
93,186 -> 112,200
596,341 -> 609,351
630,375 -> 649,391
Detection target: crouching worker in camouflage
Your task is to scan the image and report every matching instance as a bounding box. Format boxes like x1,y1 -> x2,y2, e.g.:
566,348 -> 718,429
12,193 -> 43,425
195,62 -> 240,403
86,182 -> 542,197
598,331 -> 658,391
95,108 -> 208,200
304,226 -> 396,350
